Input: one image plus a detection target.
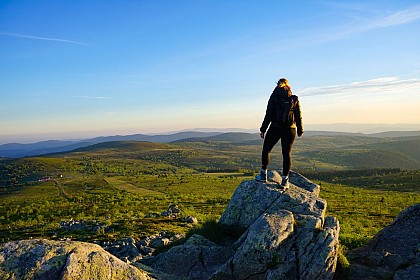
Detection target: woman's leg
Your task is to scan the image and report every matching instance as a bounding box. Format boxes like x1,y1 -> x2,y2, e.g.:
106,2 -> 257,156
280,128 -> 296,176
261,128 -> 282,170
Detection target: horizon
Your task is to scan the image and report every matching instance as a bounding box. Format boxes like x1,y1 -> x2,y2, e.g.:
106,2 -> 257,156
1,123 -> 420,145
1,1 -> 420,142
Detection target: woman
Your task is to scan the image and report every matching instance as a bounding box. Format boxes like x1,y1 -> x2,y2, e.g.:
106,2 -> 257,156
255,78 -> 304,188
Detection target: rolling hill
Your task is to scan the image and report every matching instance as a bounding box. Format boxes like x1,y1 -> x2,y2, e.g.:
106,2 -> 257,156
0,131 -> 222,158
2,130 -> 419,158
1,132 -> 419,189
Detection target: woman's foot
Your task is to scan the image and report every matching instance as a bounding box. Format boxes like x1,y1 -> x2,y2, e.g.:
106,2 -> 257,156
280,176 -> 289,189
255,170 -> 267,183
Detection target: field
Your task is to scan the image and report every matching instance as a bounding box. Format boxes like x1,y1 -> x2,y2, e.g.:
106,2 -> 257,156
0,133 -> 419,254
0,172 -> 247,243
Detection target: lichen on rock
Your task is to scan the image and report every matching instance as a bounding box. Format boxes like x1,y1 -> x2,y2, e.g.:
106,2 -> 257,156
0,239 -> 151,280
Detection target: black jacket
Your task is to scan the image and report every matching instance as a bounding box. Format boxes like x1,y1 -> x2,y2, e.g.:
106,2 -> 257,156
260,86 -> 303,134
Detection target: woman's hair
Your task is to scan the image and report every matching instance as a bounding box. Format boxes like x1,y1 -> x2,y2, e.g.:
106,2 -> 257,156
277,78 -> 291,91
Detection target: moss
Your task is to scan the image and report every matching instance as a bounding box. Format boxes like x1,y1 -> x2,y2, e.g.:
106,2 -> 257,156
334,245 -> 350,280
187,220 -> 246,244
155,219 -> 246,255
266,252 -> 281,269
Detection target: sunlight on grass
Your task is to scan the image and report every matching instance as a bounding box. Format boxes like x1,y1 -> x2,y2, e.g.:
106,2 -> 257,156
318,181 -> 419,249
105,177 -> 164,196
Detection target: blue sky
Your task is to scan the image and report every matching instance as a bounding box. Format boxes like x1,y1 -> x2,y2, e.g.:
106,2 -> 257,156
1,0 -> 420,143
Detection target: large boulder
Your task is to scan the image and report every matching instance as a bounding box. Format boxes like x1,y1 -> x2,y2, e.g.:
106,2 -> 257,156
0,239 -> 151,280
213,171 -> 339,280
347,203 -> 420,280
218,171 -> 326,229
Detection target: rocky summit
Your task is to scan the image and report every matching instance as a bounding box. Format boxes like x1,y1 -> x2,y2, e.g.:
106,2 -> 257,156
0,170 -> 340,280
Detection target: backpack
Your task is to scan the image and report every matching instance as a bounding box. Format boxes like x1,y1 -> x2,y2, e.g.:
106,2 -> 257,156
274,95 -> 297,126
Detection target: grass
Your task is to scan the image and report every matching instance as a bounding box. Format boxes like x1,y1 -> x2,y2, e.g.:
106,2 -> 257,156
1,169 -> 416,253
104,177 -> 164,196
317,180 -> 419,249
0,172 -> 250,243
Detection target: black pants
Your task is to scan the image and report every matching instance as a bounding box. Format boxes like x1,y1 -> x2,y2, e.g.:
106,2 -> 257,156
261,127 -> 296,176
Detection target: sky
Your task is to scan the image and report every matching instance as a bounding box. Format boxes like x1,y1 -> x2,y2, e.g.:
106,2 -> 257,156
1,0 -> 420,144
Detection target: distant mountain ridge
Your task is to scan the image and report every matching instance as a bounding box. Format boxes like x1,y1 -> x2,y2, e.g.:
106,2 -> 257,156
0,131 -> 221,158
1,130 -> 419,158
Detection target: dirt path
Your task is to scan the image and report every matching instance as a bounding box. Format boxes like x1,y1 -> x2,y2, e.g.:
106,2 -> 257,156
54,180 -> 73,201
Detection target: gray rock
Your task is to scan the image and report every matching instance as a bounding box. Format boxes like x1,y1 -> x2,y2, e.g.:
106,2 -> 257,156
348,203 -> 420,280
230,210 -> 295,279
167,204 -> 181,217
149,237 -> 170,249
112,243 -> 142,262
212,213 -> 339,280
219,171 -> 326,229
267,170 -> 320,195
148,234 -> 234,280
394,264 -> 420,280
0,239 -> 151,280
289,170 -> 321,195
170,234 -> 186,242
211,170 -> 337,280
140,246 -> 155,256
183,216 -> 198,224
373,204 -> 420,261
138,236 -> 152,247
298,216 -> 340,280
117,237 -> 136,245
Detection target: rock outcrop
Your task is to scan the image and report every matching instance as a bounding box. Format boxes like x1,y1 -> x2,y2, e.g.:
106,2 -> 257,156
146,170 -> 340,280
347,203 -> 420,280
0,239 -> 151,280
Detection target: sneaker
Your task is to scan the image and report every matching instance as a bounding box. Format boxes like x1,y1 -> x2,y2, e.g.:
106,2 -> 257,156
280,176 -> 289,189
255,171 -> 267,183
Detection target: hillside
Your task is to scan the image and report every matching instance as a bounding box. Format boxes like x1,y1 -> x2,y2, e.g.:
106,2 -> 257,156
2,130 -> 419,158
296,136 -> 420,170
176,133 -> 420,171
1,133 -> 420,189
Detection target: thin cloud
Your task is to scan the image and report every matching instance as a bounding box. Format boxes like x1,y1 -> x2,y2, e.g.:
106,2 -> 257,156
72,95 -> 110,99
324,5 -> 420,40
212,5 -> 420,68
0,32 -> 90,46
375,5 -> 420,27
297,77 -> 420,97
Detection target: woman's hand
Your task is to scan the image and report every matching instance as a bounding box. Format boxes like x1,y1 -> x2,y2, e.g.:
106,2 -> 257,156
260,132 -> 265,139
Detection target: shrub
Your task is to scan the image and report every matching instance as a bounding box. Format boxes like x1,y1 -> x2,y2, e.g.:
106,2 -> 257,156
334,245 -> 350,280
